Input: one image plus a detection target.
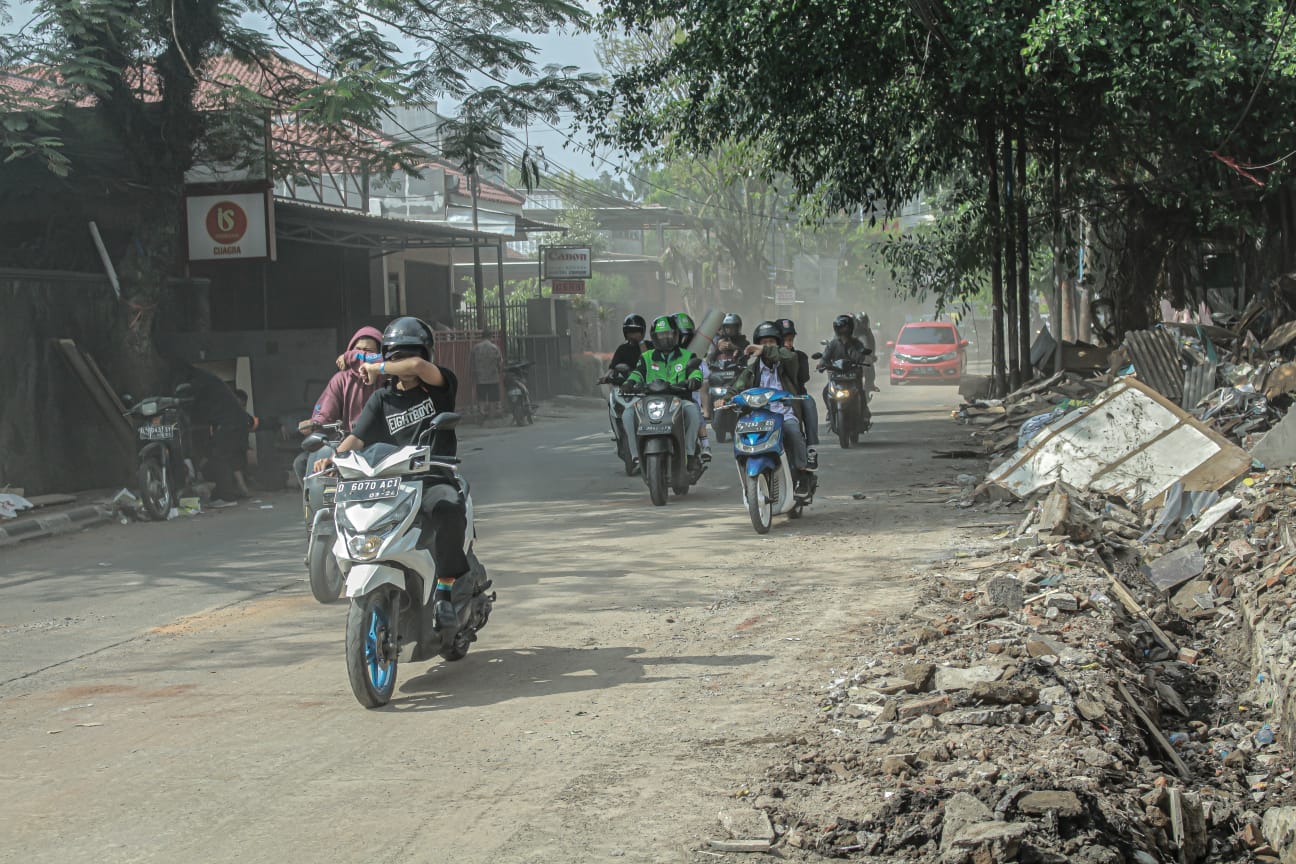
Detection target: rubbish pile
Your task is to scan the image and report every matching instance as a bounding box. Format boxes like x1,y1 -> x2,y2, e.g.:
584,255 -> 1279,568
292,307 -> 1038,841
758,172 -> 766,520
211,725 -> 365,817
703,310 -> 1296,862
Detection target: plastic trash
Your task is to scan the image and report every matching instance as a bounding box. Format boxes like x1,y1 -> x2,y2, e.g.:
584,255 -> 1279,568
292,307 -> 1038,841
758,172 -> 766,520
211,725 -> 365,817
1256,725 -> 1276,746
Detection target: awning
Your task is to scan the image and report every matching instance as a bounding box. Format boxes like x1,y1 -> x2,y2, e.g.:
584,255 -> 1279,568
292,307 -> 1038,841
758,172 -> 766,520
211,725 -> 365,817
274,199 -> 505,252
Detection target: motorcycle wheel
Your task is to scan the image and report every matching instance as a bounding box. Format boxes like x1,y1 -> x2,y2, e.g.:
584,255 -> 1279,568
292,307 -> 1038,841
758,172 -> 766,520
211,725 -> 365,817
138,458 -> 171,521
744,472 -> 773,534
838,412 -> 854,449
646,453 -> 668,507
345,589 -> 398,708
307,535 -> 343,604
440,630 -> 472,662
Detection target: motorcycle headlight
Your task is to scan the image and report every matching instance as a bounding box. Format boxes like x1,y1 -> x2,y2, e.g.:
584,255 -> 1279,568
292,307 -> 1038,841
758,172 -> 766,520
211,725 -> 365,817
743,392 -> 770,409
647,399 -> 667,421
139,400 -> 160,417
336,494 -> 416,538
833,388 -> 850,398
348,535 -> 382,560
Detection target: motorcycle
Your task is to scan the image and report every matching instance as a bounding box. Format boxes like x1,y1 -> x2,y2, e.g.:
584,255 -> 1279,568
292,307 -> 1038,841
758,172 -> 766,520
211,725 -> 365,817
331,412 -> 495,708
122,383 -> 196,520
301,421 -> 345,603
707,358 -> 741,443
504,360 -> 535,426
600,363 -> 639,476
722,387 -> 817,534
626,363 -> 707,506
814,352 -> 871,449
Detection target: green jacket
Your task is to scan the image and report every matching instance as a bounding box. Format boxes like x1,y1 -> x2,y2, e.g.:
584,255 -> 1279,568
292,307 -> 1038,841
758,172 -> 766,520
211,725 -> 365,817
627,347 -> 704,387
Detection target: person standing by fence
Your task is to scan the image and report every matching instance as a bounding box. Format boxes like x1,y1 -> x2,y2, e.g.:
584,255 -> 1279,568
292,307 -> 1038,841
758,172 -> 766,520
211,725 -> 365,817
470,330 -> 504,420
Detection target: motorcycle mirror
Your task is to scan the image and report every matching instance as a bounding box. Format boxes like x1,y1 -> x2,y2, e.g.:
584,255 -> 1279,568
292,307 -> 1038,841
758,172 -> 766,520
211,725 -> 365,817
960,339 -> 970,348
431,412 -> 461,430
886,341 -> 895,348
614,363 -> 631,374
174,382 -> 194,399
120,393 -> 135,407
810,352 -> 823,360
686,356 -> 702,372
302,432 -> 328,453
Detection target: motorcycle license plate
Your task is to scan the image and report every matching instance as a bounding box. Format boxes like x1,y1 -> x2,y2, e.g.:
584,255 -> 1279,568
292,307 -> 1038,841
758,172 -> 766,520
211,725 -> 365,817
335,477 -> 400,502
138,424 -> 176,441
508,389 -> 523,397
637,424 -> 672,435
736,420 -> 775,434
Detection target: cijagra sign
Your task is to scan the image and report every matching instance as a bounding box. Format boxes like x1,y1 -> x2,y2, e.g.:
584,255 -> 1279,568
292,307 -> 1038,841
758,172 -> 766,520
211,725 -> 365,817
185,189 -> 275,262
542,245 -> 592,280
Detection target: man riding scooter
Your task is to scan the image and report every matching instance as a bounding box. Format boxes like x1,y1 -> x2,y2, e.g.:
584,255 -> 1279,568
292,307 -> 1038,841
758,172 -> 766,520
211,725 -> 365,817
621,316 -> 706,474
710,313 -> 749,359
776,318 -> 820,451
819,313 -> 873,433
610,314 -> 648,370
726,321 -> 817,485
294,326 -> 384,484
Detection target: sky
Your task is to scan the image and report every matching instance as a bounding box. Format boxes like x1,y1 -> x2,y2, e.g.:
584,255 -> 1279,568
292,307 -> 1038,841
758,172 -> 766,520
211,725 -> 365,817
0,0 -> 615,180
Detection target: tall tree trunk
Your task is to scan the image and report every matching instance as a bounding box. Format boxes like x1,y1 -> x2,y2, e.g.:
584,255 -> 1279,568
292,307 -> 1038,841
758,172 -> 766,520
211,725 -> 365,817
1002,130 -> 1020,390
983,119 -> 1007,396
471,170 -> 485,331
1015,126 -> 1031,380
1051,130 -> 1063,372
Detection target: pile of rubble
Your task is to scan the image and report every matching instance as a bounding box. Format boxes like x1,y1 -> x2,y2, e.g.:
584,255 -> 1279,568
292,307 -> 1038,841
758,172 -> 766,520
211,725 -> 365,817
701,309 -> 1296,862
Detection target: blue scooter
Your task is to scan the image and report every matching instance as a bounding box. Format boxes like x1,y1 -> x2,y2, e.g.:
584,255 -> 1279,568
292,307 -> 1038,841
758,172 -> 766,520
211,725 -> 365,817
725,387 -> 817,534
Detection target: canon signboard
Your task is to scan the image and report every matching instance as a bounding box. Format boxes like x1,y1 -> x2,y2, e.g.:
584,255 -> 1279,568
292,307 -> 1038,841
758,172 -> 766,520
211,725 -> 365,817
185,190 -> 274,261
542,245 -> 593,280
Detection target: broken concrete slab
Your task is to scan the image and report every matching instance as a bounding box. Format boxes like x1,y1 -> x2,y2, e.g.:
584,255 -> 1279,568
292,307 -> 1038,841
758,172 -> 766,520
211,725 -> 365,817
940,792 -> 994,852
897,694 -> 952,720
933,665 -> 1004,692
985,379 -> 1252,507
1185,496 -> 1242,541
1252,410 -> 1296,469
1142,544 -> 1207,592
970,681 -> 1039,706
982,575 -> 1024,610
718,808 -> 775,844
1262,806 -> 1296,864
1017,790 -> 1085,818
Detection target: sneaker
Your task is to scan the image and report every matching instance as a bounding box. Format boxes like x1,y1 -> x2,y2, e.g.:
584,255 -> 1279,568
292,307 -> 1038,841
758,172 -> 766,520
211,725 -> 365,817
687,455 -> 701,475
433,599 -> 457,631
806,449 -> 819,471
700,448 -> 712,464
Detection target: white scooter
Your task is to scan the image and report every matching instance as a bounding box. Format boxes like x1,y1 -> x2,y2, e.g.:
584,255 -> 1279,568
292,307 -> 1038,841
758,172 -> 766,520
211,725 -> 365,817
601,363 -> 640,476
331,413 -> 494,708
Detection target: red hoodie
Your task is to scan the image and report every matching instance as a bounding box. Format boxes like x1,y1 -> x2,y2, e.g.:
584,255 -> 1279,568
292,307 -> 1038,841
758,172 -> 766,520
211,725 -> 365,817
311,326 -> 384,431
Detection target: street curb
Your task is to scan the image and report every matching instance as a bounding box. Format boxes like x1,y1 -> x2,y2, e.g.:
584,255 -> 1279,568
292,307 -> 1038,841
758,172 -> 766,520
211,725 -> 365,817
0,504 -> 114,547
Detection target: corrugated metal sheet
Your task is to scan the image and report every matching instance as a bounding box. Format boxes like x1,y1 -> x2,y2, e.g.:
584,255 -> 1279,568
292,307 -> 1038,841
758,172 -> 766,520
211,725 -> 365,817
1182,361 -> 1219,410
1124,328 -> 1184,403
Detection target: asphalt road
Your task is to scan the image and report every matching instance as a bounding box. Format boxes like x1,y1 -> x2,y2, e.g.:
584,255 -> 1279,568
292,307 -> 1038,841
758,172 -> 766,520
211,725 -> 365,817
0,381 -> 985,864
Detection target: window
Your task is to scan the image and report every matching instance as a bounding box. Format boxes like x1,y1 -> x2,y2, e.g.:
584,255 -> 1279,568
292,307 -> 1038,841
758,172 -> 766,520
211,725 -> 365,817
900,326 -> 956,345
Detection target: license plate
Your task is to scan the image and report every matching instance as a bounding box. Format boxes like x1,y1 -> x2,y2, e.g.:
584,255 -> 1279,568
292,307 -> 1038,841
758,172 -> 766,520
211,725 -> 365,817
637,423 -> 672,435
138,424 -> 175,441
915,367 -> 937,375
737,420 -> 776,434
336,478 -> 400,502
508,389 -> 523,397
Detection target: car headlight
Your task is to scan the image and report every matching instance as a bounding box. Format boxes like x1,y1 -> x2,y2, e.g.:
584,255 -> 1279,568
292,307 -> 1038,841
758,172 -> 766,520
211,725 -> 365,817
348,535 -> 382,560
647,399 -> 667,421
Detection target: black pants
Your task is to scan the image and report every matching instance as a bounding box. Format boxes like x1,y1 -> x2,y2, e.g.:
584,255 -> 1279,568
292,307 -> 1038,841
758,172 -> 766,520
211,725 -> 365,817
420,480 -> 469,584
207,424 -> 246,500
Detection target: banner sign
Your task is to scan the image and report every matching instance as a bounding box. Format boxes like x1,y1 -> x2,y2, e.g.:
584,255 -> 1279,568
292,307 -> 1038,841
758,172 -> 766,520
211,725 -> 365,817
186,190 -> 272,261
551,280 -> 586,295
543,246 -> 593,280
775,287 -> 797,305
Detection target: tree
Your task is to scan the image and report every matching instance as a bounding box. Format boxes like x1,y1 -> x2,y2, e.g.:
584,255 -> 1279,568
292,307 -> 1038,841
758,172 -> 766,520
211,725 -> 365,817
0,0 -> 593,388
591,0 -> 1296,386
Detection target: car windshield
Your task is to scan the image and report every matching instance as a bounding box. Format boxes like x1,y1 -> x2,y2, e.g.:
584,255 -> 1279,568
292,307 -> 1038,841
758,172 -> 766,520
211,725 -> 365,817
899,326 -> 957,345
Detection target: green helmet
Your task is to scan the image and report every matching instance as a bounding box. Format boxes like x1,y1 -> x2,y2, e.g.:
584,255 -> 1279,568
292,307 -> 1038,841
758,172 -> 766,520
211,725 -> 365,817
651,315 -> 680,352
671,312 -> 696,349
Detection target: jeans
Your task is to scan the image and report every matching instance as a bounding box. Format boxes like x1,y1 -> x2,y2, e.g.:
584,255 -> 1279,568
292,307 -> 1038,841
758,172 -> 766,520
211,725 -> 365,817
419,480 -> 469,581
780,414 -> 809,471
622,396 -> 703,458
801,397 -> 820,446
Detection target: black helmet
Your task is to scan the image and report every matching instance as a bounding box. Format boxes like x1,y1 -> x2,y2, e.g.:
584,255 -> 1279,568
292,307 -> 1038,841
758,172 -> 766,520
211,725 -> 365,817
833,314 -> 855,337
753,320 -> 782,343
382,316 -> 436,360
650,315 -> 680,352
776,318 -> 796,337
721,313 -> 743,336
623,313 -> 647,338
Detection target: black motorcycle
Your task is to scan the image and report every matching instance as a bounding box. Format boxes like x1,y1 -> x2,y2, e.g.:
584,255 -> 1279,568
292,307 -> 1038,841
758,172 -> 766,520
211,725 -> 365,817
624,360 -> 706,506
122,383 -> 196,520
300,421 -> 345,603
707,358 -> 741,443
504,360 -> 535,426
814,353 -> 870,449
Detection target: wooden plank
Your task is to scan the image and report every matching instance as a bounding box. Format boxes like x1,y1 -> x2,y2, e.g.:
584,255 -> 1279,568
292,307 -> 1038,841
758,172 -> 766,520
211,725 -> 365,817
54,339 -> 135,458
1108,576 -> 1179,655
1117,679 -> 1192,780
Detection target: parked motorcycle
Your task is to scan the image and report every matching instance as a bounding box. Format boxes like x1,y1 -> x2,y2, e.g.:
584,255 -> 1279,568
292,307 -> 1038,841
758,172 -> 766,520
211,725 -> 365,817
300,421 -> 345,603
600,363 -> 639,476
814,352 -> 871,449
707,358 -> 741,443
331,413 -> 494,708
626,366 -> 707,506
723,387 -> 817,534
122,383 -> 196,520
504,360 -> 535,426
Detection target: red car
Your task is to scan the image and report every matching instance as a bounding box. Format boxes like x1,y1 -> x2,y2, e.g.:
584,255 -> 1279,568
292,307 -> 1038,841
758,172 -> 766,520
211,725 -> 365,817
887,321 -> 968,385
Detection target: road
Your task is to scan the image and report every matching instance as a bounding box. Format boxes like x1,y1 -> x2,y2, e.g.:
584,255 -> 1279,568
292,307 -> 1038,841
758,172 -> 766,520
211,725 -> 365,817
0,383 -> 990,864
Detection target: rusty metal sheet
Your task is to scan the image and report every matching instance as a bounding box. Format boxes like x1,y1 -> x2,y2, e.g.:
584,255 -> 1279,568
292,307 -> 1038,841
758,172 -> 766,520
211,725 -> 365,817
1124,329 -> 1185,403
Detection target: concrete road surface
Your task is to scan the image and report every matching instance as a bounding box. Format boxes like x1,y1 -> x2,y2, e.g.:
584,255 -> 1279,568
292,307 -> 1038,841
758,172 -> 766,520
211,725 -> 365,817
0,382 -> 990,864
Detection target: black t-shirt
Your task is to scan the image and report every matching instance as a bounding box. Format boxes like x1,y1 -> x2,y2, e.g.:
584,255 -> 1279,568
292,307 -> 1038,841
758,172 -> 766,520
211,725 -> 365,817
609,341 -> 643,371
352,369 -> 458,456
